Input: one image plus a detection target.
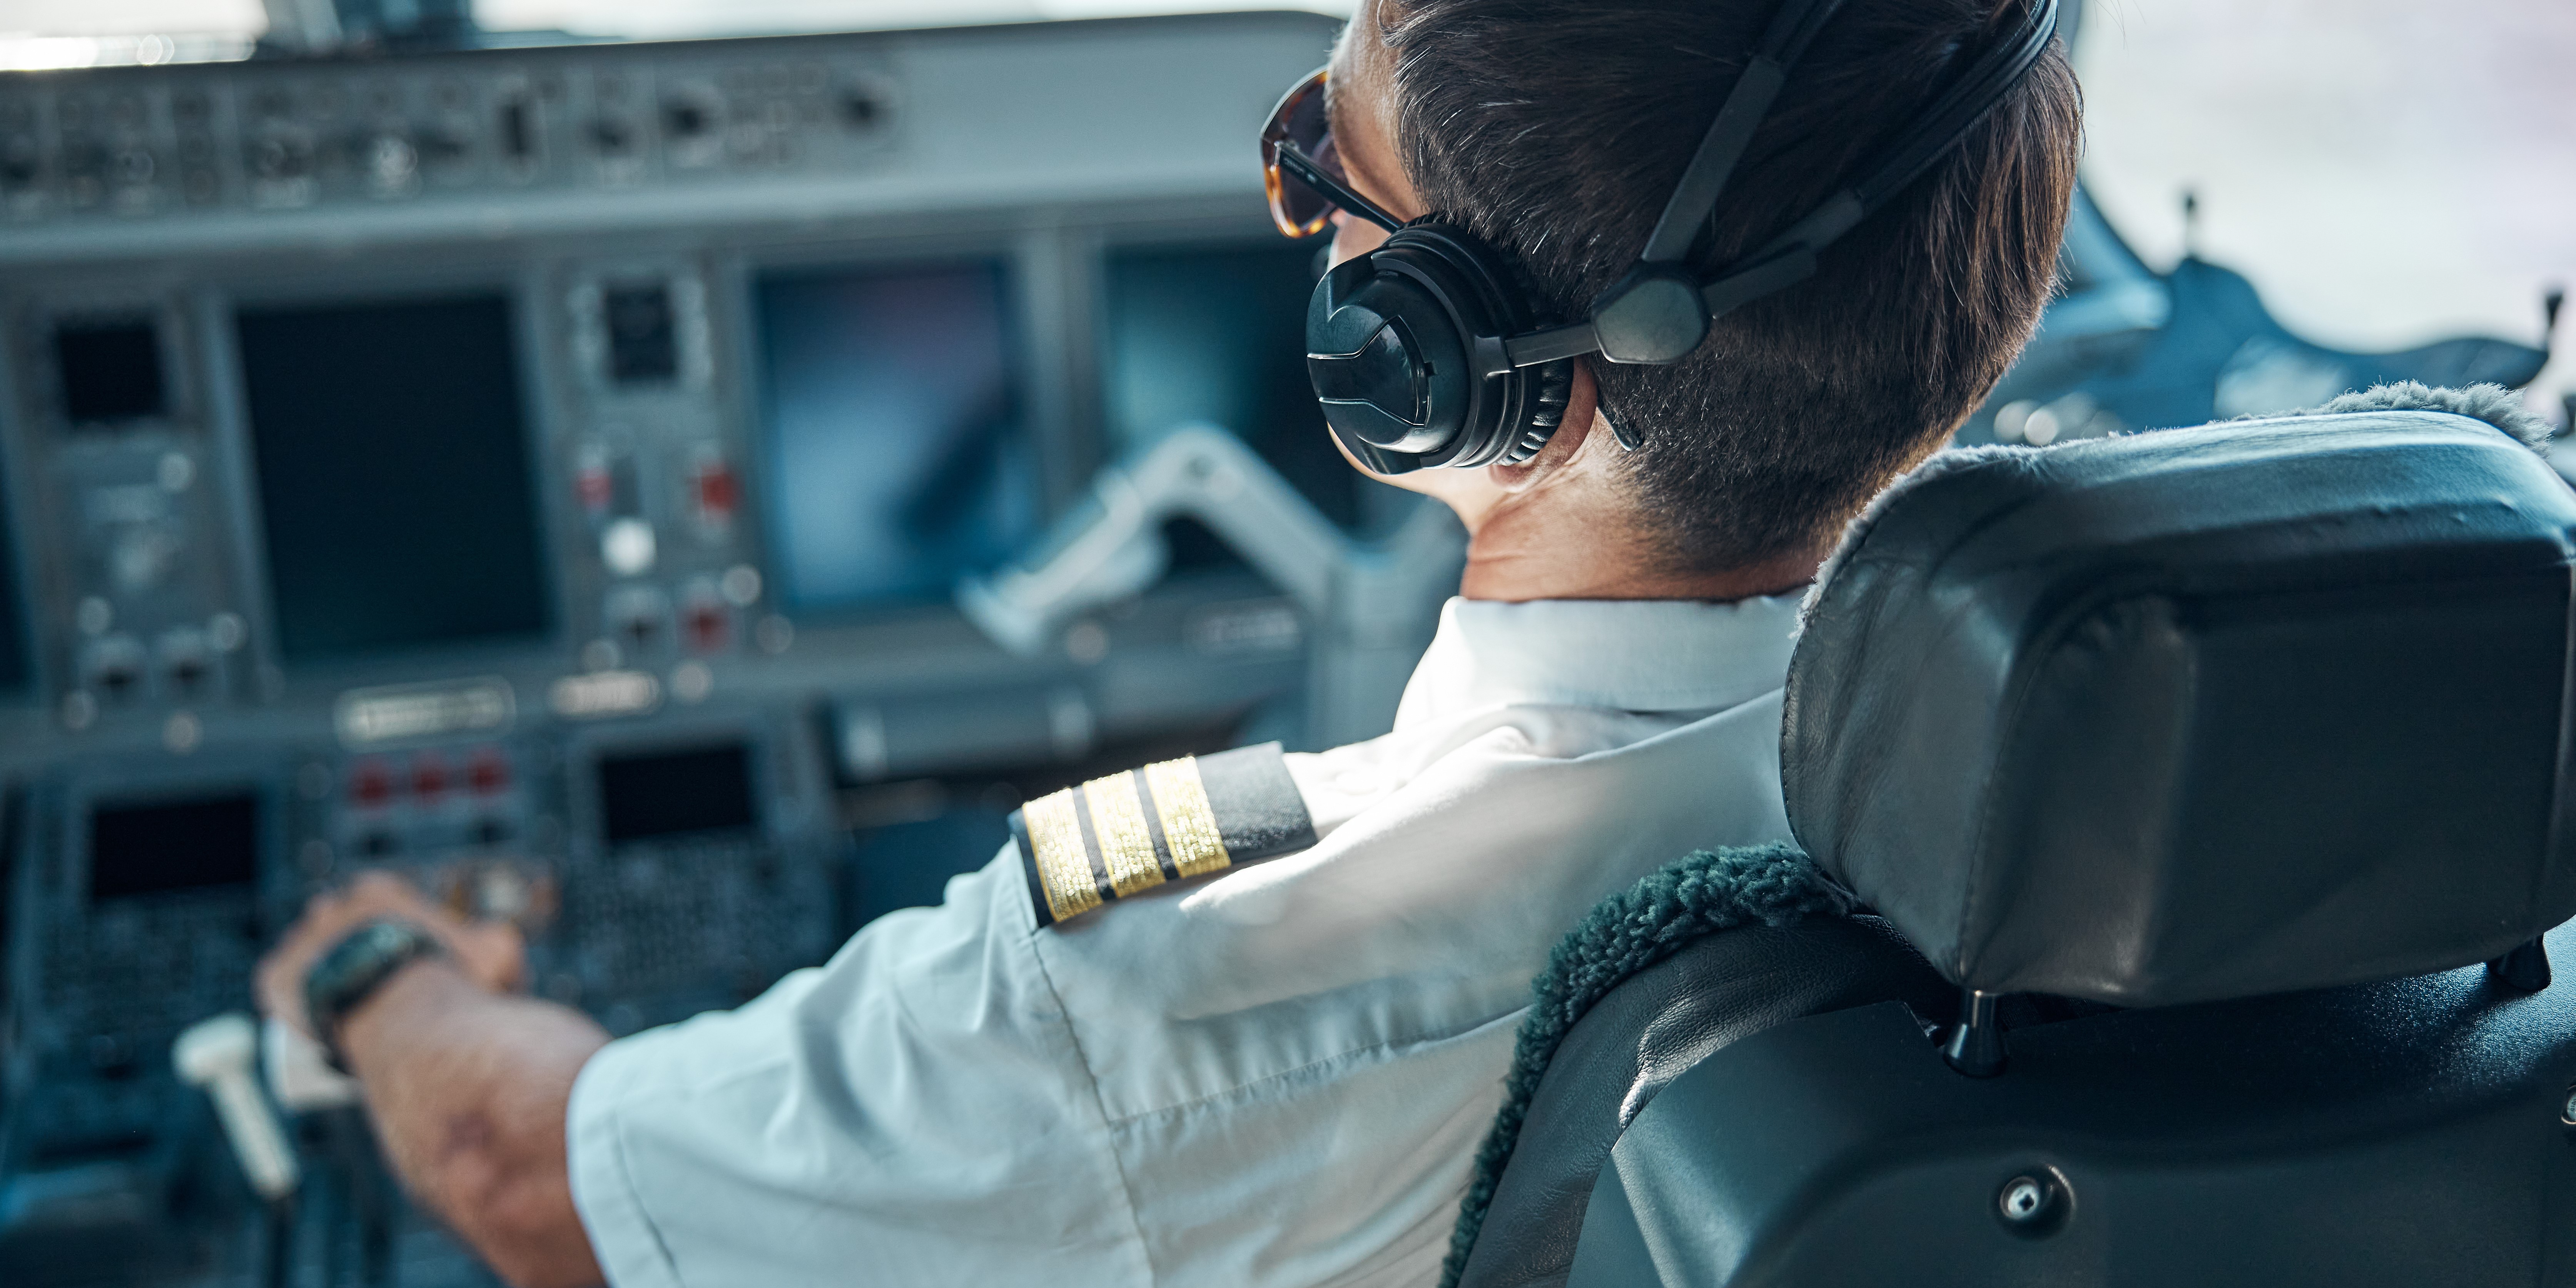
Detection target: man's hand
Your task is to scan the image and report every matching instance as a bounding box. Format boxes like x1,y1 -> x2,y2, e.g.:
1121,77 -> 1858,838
253,871 -> 608,1288
256,871 -> 527,1037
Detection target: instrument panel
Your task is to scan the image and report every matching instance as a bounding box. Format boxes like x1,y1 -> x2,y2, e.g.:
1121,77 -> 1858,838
0,12 -> 1431,1284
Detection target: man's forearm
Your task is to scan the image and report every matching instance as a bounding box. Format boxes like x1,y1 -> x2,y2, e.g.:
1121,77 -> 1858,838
340,960 -> 612,1288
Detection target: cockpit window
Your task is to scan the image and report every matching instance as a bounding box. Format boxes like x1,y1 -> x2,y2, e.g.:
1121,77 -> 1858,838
2075,0 -> 2569,418
0,0 -> 1348,63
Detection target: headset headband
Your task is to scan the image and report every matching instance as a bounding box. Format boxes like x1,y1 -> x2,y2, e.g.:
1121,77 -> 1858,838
1504,0 -> 2061,369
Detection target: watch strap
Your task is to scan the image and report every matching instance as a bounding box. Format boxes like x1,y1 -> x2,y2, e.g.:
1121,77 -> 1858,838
303,918 -> 445,1074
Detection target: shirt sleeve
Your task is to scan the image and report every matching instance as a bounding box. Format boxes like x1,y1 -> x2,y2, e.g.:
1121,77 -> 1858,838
565,844 -> 1153,1288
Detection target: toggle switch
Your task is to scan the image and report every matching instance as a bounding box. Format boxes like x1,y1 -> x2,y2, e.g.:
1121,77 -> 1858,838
686,445 -> 737,536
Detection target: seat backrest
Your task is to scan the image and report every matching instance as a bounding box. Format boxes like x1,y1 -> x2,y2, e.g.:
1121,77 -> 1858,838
1570,936 -> 2576,1287
1468,397 -> 2576,1288
1787,405 -> 2576,1006
1454,917 -> 1951,1288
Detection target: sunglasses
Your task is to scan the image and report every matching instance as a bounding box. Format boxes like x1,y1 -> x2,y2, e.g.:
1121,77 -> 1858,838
1260,67 -> 1405,240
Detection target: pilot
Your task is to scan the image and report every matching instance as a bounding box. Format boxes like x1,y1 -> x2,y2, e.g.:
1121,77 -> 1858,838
254,1 -> 2080,1284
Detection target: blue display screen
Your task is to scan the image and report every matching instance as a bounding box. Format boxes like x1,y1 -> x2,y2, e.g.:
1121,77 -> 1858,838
755,261 -> 1036,614
1104,242 -> 1400,536
238,294 -> 551,661
0,459 -> 26,692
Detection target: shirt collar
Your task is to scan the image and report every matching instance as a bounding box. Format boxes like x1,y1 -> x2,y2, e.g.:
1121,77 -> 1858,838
1392,593 -> 1806,727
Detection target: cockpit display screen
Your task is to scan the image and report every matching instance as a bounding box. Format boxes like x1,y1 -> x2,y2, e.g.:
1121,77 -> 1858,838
1103,243 -> 1373,533
55,319 -> 168,426
89,791 -> 260,902
754,260 -> 1035,614
597,742 -> 758,844
0,467 -> 28,694
237,294 -> 551,661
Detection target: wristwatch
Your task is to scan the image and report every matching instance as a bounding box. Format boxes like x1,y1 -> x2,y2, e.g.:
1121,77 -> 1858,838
303,918 -> 446,1074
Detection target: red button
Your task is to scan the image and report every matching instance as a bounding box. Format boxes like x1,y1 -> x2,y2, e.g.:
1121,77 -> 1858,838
576,463 -> 614,516
685,602 -> 727,652
467,749 -> 511,795
350,759 -> 395,808
691,459 -> 738,522
411,754 -> 449,801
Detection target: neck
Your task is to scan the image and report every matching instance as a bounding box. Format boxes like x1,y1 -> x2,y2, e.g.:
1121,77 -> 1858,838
1456,496 -> 1822,603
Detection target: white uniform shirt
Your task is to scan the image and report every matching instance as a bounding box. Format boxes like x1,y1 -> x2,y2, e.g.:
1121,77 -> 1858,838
568,593 -> 1804,1288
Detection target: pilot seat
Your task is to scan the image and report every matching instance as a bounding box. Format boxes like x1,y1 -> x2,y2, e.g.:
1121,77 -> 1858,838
1452,390 -> 2576,1287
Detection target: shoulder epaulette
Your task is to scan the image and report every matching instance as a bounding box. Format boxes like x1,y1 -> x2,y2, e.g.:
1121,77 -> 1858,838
1010,742 -> 1316,928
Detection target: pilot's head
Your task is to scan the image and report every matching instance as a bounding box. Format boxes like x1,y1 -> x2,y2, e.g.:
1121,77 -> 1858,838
1301,0 -> 2081,599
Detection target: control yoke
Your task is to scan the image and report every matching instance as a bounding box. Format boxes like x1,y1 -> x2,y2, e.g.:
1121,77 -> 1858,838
959,425 -> 1344,656
958,425 -> 1464,748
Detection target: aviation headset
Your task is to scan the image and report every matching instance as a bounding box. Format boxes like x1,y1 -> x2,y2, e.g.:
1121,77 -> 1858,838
1296,0 -> 2062,474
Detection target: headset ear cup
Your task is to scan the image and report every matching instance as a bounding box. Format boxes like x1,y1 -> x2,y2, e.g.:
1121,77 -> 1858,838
1315,219 -> 1564,471
1500,358 -> 1576,464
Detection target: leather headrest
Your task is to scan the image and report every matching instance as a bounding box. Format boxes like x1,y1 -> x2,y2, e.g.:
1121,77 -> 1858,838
1785,409 -> 2576,1007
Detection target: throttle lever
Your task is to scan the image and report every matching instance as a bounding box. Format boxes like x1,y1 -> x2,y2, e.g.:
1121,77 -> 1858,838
174,1012 -> 302,1202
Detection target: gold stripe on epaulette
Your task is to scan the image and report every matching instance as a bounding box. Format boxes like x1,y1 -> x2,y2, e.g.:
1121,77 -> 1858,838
1084,770 -> 1166,898
1021,788 -> 1101,924
1144,756 -> 1231,878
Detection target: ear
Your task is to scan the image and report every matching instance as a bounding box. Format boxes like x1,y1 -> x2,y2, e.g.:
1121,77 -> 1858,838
1487,359 -> 1600,494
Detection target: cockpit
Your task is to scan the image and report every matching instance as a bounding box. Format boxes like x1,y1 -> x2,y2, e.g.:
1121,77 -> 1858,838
0,1 -> 2566,1285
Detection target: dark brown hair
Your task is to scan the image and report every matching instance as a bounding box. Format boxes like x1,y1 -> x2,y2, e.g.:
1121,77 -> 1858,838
1378,0 -> 2083,572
